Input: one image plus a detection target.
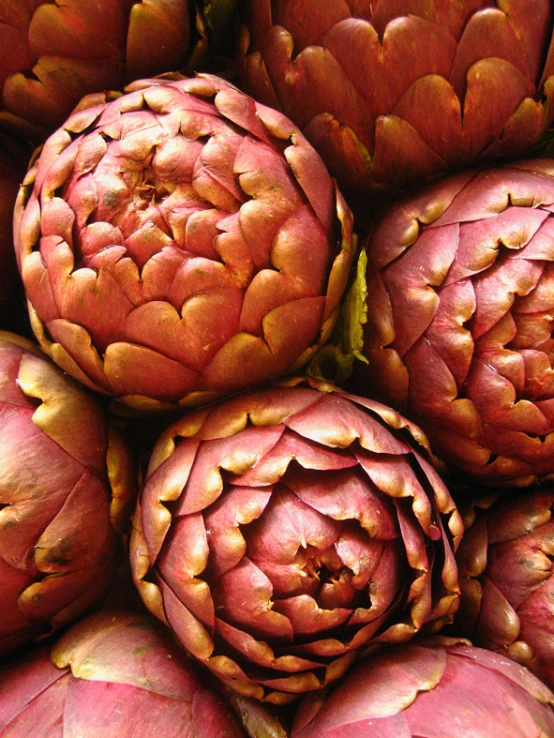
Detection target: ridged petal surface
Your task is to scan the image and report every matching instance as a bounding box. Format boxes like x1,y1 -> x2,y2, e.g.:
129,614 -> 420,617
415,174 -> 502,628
454,487 -> 554,688
359,160 -> 554,485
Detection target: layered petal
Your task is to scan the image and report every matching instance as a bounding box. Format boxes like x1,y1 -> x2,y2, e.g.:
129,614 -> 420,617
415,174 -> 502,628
454,487 -> 554,688
291,642 -> 554,738
239,1 -> 554,200
0,610 -> 245,738
0,332 -> 136,658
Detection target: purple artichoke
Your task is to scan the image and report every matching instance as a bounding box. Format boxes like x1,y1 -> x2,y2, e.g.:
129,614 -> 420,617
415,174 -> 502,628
355,159 -> 554,486
0,609 -> 246,737
291,640 -> 554,737
454,487 -> 554,689
0,331 -> 136,658
130,379 -> 462,704
0,0 -> 234,141
14,74 -> 355,412
239,0 -> 554,199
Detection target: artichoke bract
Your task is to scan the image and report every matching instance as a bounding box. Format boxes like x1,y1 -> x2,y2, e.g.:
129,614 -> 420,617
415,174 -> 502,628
239,0 -> 554,198
454,487 -> 554,689
130,379 -> 462,704
0,332 -> 136,658
291,641 -> 554,737
14,74 -> 355,412
0,0 -> 232,141
0,610 -> 246,738
356,159 -> 554,486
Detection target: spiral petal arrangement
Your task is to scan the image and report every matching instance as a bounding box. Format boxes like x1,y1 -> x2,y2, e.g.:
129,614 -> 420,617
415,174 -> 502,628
130,380 -> 462,703
14,75 -> 355,411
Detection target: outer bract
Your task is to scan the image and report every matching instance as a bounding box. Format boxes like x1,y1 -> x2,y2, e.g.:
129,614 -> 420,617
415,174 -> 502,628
0,609 -> 246,738
291,641 -> 554,738
0,0 -> 235,141
356,159 -> 554,486
0,332 -> 136,658
239,0 -> 554,199
454,487 -> 554,688
130,379 -> 462,704
14,74 -> 355,412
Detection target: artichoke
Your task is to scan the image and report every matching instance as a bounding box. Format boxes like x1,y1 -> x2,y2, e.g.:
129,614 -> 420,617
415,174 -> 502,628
355,159 -> 554,486
454,487 -> 554,688
14,74 -> 355,412
239,0 -> 554,199
291,640 -> 554,737
0,0 -> 237,141
0,331 -> 136,658
130,379 -> 462,704
0,609 -> 246,737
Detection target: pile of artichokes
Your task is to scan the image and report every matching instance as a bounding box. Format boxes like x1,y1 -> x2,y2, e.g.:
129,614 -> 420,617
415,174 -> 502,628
2,2 -> 554,737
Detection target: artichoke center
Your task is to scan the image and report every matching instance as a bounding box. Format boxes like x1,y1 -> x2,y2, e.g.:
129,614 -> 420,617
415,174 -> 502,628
301,545 -> 367,611
134,171 -> 172,207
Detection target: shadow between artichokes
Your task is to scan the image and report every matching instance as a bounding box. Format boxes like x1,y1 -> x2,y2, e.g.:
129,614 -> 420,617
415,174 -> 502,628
0,0 -> 239,142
